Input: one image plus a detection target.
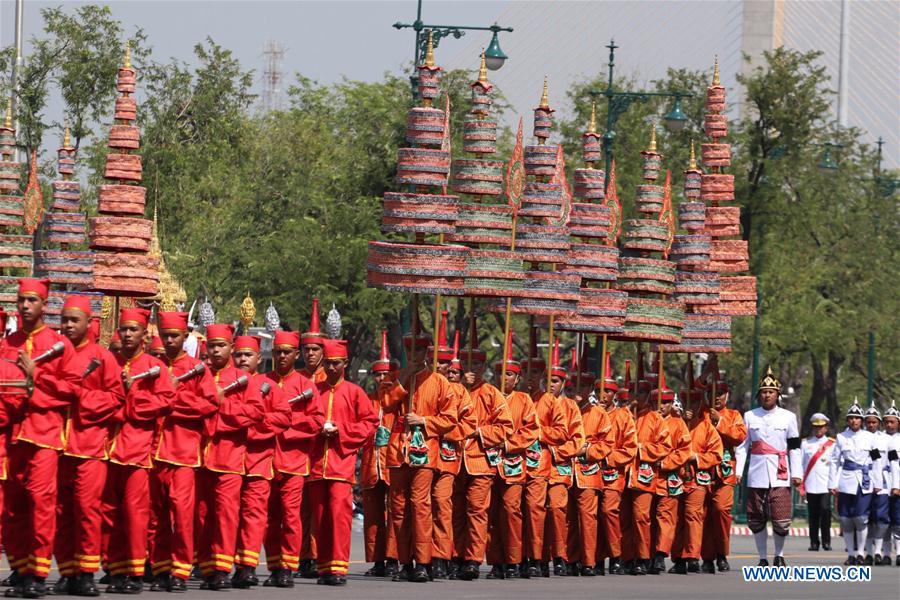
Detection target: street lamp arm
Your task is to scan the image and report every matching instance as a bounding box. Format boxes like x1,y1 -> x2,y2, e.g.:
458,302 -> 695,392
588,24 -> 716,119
393,21 -> 513,33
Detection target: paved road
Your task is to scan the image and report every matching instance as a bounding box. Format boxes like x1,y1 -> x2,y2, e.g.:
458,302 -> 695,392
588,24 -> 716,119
7,532 -> 898,599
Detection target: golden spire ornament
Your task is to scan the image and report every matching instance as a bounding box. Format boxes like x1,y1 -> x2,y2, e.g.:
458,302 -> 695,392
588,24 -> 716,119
424,30 -> 435,68
588,101 -> 597,135
689,140 -> 697,170
240,292 -> 256,334
63,125 -> 71,147
4,99 -> 11,128
647,123 -> 657,153
712,55 -> 720,86
123,39 -> 132,69
478,49 -> 489,85
539,75 -> 550,110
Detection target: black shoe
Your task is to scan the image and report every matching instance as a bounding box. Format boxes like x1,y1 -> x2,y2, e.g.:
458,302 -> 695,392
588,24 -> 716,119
385,559 -> 400,578
486,565 -> 504,580
855,555 -> 866,565
230,567 -> 251,590
365,561 -> 386,577
566,562 -> 580,577
716,556 -> 730,572
701,559 -> 715,574
822,544 -> 832,551
74,573 -> 101,597
843,557 -> 856,566
687,559 -> 700,573
539,562 -> 550,578
2,573 -> 20,589
315,575 -> 335,586
142,563 -> 153,585
609,557 -> 624,575
597,563 -> 605,576
879,555 -> 892,566
757,559 -> 768,567
580,565 -> 596,577
458,561 -> 479,581
188,567 -> 201,582
808,542 -> 820,551
21,576 -> 45,600
773,556 -> 786,567
552,558 -> 566,576
3,573 -> 27,598
149,574 -> 170,592
300,560 -> 318,579
206,572 -> 228,592
895,556 -> 900,566
167,578 -> 186,594
263,569 -> 280,587
874,554 -> 885,566
863,555 -> 874,566
120,577 -> 142,595
410,565 -> 430,583
525,560 -> 539,579
505,565 -> 519,579
50,576 -> 75,595
326,575 -> 347,586
447,560 -> 461,580
431,559 -> 447,580
648,555 -> 665,575
630,560 -> 646,576
246,568 -> 259,587
105,574 -> 126,594
274,569 -> 294,589
392,564 -> 412,582
668,560 -> 687,574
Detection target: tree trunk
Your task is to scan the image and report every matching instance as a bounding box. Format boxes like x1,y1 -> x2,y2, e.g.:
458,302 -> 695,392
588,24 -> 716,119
803,352 -> 825,437
825,350 -> 844,425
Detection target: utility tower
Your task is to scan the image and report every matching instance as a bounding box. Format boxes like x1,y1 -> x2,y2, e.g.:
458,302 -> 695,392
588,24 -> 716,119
261,40 -> 286,112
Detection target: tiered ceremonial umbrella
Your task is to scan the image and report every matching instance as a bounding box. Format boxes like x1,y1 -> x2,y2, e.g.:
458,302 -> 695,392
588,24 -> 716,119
0,100 -> 33,311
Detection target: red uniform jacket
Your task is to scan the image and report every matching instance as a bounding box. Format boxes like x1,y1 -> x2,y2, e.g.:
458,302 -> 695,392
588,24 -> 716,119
108,351 -> 176,468
713,407 -> 747,485
627,408 -> 671,492
657,414 -> 692,496
244,373 -> 291,479
461,381 -> 514,476
0,360 -> 28,480
308,378 -> 378,483
0,325 -> 80,450
63,339 -> 125,460
154,352 -> 219,467
203,365 -> 266,475
267,369 -> 324,476
573,403 -> 612,490
498,391 -> 540,483
601,405 -> 637,492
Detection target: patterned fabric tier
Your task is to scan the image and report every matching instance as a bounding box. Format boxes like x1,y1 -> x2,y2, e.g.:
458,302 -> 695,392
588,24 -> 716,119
98,184 -> 146,215
366,241 -> 467,296
563,243 -> 619,282
0,161 -> 20,191
42,291 -> 104,328
696,276 -> 756,316
91,252 -> 160,297
108,125 -> 141,150
670,234 -> 711,268
117,66 -> 136,95
396,148 -> 451,188
673,271 -> 720,305
464,249 -> 526,297
105,153 -> 142,182
573,168 -> 605,202
381,192 -> 458,235
0,235 -> 33,269
569,204 -> 611,240
657,314 -> 732,353
89,217 -> 153,252
44,213 -> 87,245
616,297 -> 685,344
406,107 -> 446,147
617,257 -> 676,294
488,296 -> 577,318
452,159 -> 504,196
470,83 -> 493,116
0,275 -> 20,308
463,119 -> 497,154
683,169 -> 702,199
709,240 -> 749,273
622,219 -> 669,253
52,181 -> 81,212
635,185 -> 664,215
555,288 -> 628,334
416,66 -> 441,101
0,128 -> 15,154
512,270 -> 581,301
57,147 -> 76,176
701,143 -> 731,168
114,96 -> 137,122
533,108 -> 553,141
582,133 -> 602,164
0,193 -> 23,226
524,145 -> 557,177
519,182 -> 563,218
515,224 -> 570,264
34,250 -> 94,285
701,174 -> 735,203
448,203 -> 513,246
705,114 -> 728,139
641,151 -> 661,181
678,202 -> 706,232
705,206 -> 741,238
706,85 -> 726,114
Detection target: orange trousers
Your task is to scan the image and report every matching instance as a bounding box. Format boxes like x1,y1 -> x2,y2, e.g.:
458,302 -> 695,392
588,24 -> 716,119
235,477 -> 272,568
598,488 -> 622,561
196,469 -> 242,576
701,482 -> 734,560
4,444 -> 58,578
566,487 -> 598,567
620,489 -> 653,562
362,481 -> 394,563
652,494 -> 681,557
522,477 -> 548,560
308,480 -> 353,576
264,472 -> 305,571
672,486 -> 708,560
486,479 -> 524,565
149,464 -> 196,580
102,464 -> 151,577
452,473 -> 493,562
389,466 -> 434,565
55,456 -> 106,576
542,483 -> 569,561
431,471 -> 455,560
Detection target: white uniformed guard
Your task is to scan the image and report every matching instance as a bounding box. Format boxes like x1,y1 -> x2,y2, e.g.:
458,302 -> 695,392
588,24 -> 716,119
882,401 -> 900,566
801,413 -> 833,551
863,402 -> 892,564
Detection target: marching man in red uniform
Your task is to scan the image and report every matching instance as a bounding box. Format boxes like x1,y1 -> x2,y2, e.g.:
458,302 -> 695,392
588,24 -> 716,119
2,279 -> 80,599
149,311 -> 218,592
264,330 -> 323,588
195,324 -> 265,590
53,296 -> 125,597
102,308 -> 176,594
306,339 -> 378,585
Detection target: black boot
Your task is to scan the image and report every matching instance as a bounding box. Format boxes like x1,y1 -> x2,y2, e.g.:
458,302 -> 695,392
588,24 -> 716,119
808,541 -> 819,551
874,554 -> 885,566
715,556 -> 730,572
773,556 -> 786,567
566,562 -> 580,576
485,565 -> 504,580
188,566 -> 201,582
648,554 -> 665,575
326,575 -> 347,586
446,560 -> 461,580
50,576 -> 75,595
863,555 -> 874,566
392,564 -> 412,582
580,565 -> 596,577
385,559 -> 400,578
431,559 -> 447,580
504,564 -> 519,579
524,559 -> 539,579
230,566 -> 251,589
458,561 -> 479,581
73,573 -> 101,597
608,557 -> 624,575
410,565 -> 430,583
596,562 -> 605,576
149,573 -> 170,592
275,569 -> 294,588
629,560 -> 646,575
701,559 -> 715,574
301,560 -> 318,579
668,560 -> 687,574
263,569 -> 280,587
21,576 -> 46,600
879,554 -> 892,566
686,559 -> 700,573
1,573 -> 20,589
552,558 -> 567,576
142,563 -> 154,584
365,561 -> 386,577
120,577 -> 142,595
167,577 -> 186,594
104,574 -> 126,594
539,562 -> 550,578
206,572 -> 228,592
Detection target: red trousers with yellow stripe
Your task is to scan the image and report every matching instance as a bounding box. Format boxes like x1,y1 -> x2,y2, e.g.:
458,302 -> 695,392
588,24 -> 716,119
101,463 -> 151,577
55,456 -> 106,575
265,472 -> 305,572
196,469 -> 242,575
150,464 -> 196,580
307,479 -> 353,576
235,477 -> 272,568
4,444 -> 58,578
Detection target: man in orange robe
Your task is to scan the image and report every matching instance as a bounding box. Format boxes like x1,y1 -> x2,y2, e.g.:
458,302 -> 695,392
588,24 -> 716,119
700,379 -> 747,573
306,339 -> 378,585
486,340 -> 539,580
620,361 -> 671,575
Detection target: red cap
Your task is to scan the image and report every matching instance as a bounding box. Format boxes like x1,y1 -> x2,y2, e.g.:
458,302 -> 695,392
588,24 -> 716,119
273,330 -> 300,349
18,278 -> 50,300
323,339 -> 348,360
149,336 -> 164,352
119,308 -> 150,328
301,298 -> 325,346
206,323 -> 235,343
198,340 -> 207,355
459,316 -> 487,363
402,319 -> 432,350
450,330 -> 461,370
62,294 -> 93,316
600,351 -> 618,392
372,330 -> 393,373
650,364 -> 675,402
429,310 -> 454,362
550,339 -> 567,379
89,317 -> 101,342
234,335 -> 261,353
111,330 -> 121,344
493,329 -> 521,375
159,311 -> 189,332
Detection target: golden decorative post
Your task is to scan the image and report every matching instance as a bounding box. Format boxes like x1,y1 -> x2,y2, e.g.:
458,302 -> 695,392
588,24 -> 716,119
240,292 -> 256,334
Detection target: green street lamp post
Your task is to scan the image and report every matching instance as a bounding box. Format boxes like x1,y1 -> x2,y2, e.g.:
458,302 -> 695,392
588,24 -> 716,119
875,137 -> 899,197
394,0 -> 513,99
590,40 -> 693,191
